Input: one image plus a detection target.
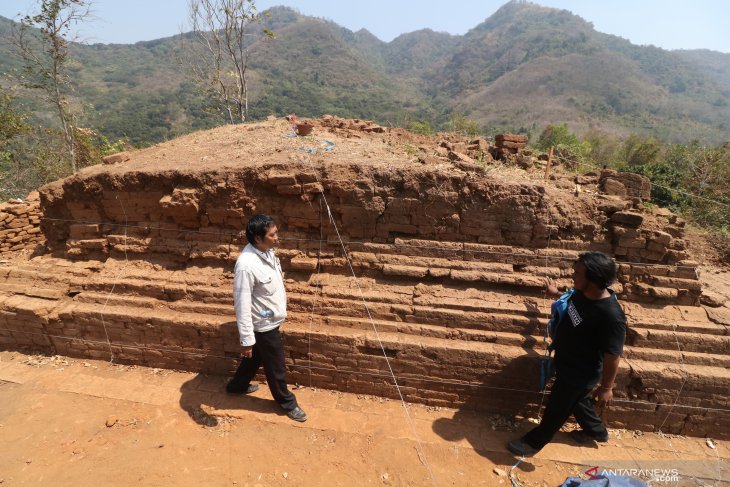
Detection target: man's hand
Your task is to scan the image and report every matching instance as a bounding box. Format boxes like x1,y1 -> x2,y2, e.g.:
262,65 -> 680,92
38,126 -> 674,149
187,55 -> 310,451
545,277 -> 560,297
594,386 -> 613,407
240,345 -> 253,358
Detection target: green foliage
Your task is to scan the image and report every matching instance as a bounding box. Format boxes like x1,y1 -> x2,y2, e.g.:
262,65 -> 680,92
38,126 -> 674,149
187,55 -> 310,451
72,127 -> 129,169
536,123 -> 578,149
582,129 -> 621,167
619,134 -> 662,167
535,123 -> 591,168
0,91 -> 29,162
447,114 -> 481,138
1,124 -> 69,200
15,0 -> 92,173
658,142 -> 730,229
403,144 -> 420,158
0,87 -> 119,200
561,128 -> 730,233
408,120 -> 433,136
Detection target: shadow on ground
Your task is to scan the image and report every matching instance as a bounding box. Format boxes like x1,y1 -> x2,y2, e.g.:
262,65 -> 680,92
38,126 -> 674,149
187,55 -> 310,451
430,352 -> 591,476
179,373 -> 284,427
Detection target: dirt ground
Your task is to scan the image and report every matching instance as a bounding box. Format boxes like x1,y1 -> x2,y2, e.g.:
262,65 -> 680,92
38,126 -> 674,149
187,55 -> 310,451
0,350 -> 727,487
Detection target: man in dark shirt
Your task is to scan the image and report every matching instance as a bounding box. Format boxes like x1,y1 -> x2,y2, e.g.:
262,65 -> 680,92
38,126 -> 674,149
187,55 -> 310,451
508,251 -> 626,456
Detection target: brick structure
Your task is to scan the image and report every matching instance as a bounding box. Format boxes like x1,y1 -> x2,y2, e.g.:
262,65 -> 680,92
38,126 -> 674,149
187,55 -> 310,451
600,169 -> 652,201
492,133 -> 528,160
0,119 -> 727,439
0,192 -> 44,253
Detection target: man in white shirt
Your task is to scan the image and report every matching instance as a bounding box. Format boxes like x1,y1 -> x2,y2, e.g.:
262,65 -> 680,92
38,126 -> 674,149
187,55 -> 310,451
226,214 -> 307,422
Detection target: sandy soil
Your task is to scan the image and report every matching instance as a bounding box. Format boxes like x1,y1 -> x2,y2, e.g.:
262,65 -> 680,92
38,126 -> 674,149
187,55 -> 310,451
0,350 -> 727,487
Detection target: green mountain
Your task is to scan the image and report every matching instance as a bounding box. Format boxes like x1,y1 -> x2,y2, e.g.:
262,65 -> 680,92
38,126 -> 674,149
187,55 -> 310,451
1,1 -> 729,147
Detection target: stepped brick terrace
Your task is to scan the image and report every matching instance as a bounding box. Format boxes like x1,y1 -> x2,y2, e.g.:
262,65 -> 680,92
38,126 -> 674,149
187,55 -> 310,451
1,116 -> 728,439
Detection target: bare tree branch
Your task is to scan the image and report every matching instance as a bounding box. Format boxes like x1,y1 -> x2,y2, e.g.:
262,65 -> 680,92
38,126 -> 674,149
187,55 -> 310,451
12,0 -> 92,173
179,0 -> 272,124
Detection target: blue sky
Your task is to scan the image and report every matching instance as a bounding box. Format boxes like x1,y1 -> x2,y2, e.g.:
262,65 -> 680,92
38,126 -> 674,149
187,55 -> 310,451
1,0 -> 728,53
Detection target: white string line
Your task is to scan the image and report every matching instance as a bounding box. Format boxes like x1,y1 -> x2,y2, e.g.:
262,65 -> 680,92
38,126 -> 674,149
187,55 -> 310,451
40,202 -> 701,431
4,325 -> 730,415
711,440 -> 723,487
297,154 -> 438,487
9,205 -> 716,425
658,323 -> 690,433
305,199 -> 324,388
36,217 -> 702,270
652,321 -> 704,487
535,191 -> 555,421
97,195 -> 130,363
509,455 -> 524,487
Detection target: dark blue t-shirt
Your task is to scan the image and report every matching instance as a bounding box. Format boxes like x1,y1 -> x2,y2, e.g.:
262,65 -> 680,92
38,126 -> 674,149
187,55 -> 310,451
554,289 -> 626,387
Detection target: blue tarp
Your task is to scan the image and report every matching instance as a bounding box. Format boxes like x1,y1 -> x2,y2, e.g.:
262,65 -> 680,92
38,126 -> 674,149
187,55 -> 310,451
559,475 -> 647,487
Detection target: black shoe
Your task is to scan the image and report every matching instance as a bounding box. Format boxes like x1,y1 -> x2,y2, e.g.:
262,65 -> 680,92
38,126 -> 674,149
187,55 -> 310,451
570,429 -> 608,444
286,406 -> 308,422
226,382 -> 260,395
507,438 -> 538,457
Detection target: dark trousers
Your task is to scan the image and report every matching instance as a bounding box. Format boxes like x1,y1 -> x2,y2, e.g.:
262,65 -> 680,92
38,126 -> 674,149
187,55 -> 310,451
523,376 -> 607,450
228,327 -> 298,411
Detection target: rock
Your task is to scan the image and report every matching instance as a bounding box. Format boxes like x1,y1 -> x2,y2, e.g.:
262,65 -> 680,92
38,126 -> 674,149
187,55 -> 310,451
575,175 -> 597,185
516,155 -> 534,169
701,291 -> 727,308
447,151 -> 474,163
611,211 -> 644,227
705,306 -> 730,325
600,171 -> 651,200
105,416 -> 118,427
102,152 -> 130,165
302,182 -> 324,194
602,178 -> 627,197
453,161 -> 485,174
495,133 -> 528,143
495,140 -> 525,150
493,467 -> 507,477
434,146 -> 449,157
467,139 -> 488,150
649,230 -> 672,246
598,201 -> 627,215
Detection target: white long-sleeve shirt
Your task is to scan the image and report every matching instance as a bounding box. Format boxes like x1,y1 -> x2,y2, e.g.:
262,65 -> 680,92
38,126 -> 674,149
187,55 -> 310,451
233,243 -> 287,346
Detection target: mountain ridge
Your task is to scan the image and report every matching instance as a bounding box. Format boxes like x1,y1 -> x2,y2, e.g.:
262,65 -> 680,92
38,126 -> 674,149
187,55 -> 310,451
1,2 -> 728,146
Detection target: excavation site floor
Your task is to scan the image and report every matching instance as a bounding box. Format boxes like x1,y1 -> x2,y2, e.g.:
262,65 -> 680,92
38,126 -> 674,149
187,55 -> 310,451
0,350 -> 727,486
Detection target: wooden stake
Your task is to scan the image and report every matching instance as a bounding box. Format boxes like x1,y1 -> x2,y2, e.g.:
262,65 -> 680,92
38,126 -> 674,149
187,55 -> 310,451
544,146 -> 554,179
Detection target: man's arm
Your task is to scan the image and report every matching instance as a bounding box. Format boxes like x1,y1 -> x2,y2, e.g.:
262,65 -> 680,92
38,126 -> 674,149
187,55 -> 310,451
595,353 -> 620,405
233,266 -> 255,357
544,277 -> 561,298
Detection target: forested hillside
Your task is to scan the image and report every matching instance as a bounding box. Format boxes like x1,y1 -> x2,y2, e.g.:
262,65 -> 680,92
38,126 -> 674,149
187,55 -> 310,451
1,1 -> 729,147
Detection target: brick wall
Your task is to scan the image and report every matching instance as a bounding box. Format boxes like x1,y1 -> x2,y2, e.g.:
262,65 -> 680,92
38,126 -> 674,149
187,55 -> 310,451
0,192 -> 43,253
0,162 -> 723,438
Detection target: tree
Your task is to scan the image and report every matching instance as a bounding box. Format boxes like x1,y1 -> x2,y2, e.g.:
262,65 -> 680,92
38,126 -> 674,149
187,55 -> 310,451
619,134 -> 661,168
0,91 -> 29,151
182,0 -> 273,124
0,89 -> 30,196
0,87 -> 67,200
448,114 -> 481,138
535,123 -> 590,168
14,0 -> 91,173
